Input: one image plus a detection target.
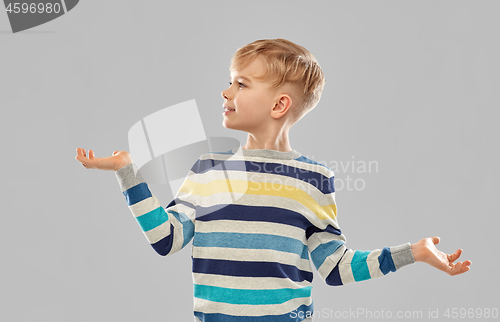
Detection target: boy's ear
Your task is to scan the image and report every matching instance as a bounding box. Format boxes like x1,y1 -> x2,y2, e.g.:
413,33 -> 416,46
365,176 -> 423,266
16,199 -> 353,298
271,94 -> 292,119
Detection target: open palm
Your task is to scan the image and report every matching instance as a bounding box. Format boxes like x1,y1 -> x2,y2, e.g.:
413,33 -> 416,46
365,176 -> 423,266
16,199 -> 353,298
75,148 -> 132,171
412,237 -> 471,276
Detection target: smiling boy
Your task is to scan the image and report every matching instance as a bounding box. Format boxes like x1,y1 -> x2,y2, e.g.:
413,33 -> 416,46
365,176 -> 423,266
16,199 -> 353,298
222,55 -> 294,151
76,38 -> 470,322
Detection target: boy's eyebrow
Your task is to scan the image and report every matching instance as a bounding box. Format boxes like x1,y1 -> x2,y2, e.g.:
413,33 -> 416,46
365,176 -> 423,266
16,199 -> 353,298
230,74 -> 253,84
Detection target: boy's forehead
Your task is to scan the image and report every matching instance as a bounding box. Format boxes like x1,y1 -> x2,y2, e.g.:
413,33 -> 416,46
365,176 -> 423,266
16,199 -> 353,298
229,70 -> 253,82
230,57 -> 266,80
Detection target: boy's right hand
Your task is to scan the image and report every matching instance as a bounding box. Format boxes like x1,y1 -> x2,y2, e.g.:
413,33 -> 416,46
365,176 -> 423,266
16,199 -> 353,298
75,148 -> 132,171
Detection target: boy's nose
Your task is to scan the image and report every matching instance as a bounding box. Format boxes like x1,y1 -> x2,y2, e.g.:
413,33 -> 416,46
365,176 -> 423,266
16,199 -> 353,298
221,89 -> 230,100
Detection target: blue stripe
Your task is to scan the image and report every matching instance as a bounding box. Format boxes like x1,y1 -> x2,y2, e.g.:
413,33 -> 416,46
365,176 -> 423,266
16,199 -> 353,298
378,247 -> 397,275
192,258 -> 313,283
325,265 -> 343,286
310,239 -> 344,269
194,284 -> 312,305
295,155 -> 330,169
306,225 -> 342,239
325,248 -> 347,286
351,250 -> 371,282
166,197 -> 196,211
169,210 -> 194,248
194,159 -> 334,194
123,182 -> 151,206
151,224 -> 174,256
197,204 -> 311,231
194,232 -> 309,259
135,207 -> 168,232
194,303 -> 314,322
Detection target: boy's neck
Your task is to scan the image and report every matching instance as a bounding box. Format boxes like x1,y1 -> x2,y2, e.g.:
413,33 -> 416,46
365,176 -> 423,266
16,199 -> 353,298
242,133 -> 293,152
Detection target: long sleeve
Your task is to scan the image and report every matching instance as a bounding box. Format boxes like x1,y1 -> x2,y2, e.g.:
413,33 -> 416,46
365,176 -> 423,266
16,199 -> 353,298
115,162 -> 197,256
306,172 -> 415,286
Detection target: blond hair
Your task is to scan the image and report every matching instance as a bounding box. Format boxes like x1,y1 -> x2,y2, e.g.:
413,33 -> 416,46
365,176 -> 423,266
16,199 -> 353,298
230,38 -> 326,125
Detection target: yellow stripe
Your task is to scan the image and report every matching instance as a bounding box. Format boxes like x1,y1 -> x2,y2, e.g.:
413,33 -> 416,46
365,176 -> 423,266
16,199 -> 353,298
180,179 -> 337,220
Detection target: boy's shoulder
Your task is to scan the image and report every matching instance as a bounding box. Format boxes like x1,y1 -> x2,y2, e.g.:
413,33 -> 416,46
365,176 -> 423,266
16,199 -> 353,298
193,148 -> 334,178
294,154 -> 330,169
188,148 -> 237,173
198,148 -> 235,161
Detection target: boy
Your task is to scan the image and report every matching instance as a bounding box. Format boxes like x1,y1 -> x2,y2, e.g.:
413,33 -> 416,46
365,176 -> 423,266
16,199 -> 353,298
75,38 -> 471,322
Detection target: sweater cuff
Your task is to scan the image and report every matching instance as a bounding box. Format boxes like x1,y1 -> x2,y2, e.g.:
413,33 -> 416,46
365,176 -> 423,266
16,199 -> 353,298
391,242 -> 415,270
115,163 -> 145,192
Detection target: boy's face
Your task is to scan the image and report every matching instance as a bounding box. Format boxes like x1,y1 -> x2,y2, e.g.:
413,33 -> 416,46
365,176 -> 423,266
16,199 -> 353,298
221,56 -> 281,133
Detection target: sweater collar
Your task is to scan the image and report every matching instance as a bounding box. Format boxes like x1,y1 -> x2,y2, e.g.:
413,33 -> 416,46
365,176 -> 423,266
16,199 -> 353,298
231,146 -> 301,160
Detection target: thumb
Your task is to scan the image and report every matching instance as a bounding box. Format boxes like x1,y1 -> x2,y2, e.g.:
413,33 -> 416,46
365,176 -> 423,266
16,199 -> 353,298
431,236 -> 440,245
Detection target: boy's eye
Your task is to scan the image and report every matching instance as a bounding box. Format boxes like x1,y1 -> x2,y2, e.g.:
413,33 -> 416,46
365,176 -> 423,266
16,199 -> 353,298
229,81 -> 245,88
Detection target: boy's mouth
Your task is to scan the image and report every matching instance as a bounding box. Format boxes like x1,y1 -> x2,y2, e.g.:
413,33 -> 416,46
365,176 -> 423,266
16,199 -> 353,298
223,106 -> 235,112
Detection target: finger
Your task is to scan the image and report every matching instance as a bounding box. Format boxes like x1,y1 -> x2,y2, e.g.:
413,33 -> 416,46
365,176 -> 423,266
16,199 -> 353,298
450,260 -> 472,276
450,262 -> 463,276
75,154 -> 88,164
76,148 -> 89,158
454,262 -> 471,276
459,260 -> 472,271
89,150 -> 95,160
431,236 -> 440,245
113,151 -> 119,155
448,249 -> 463,263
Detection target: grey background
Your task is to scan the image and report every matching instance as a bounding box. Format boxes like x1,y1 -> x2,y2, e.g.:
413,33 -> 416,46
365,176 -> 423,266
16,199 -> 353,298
1,0 -> 498,321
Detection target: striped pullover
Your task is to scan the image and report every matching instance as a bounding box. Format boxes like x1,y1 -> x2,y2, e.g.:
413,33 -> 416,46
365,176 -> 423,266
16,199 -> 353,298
115,147 -> 415,322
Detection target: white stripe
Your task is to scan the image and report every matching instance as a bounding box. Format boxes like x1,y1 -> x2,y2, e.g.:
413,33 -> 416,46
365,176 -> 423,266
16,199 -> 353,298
366,249 -> 384,279
189,169 -> 334,205
193,247 -> 312,272
307,231 -> 345,253
60,0 -> 68,13
199,152 -> 333,178
197,192 -> 336,229
317,244 -> 346,279
306,216 -> 341,233
171,215 -> 186,253
196,220 -> 306,243
192,273 -> 311,290
130,195 -> 161,217
338,249 -> 356,284
142,211 -> 182,245
194,296 -> 312,316
144,221 -> 171,244
166,203 -> 196,221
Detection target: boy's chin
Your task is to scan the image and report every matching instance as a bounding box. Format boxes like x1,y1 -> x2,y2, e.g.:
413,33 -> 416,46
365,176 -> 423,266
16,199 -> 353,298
222,121 -> 245,132
222,121 -> 236,130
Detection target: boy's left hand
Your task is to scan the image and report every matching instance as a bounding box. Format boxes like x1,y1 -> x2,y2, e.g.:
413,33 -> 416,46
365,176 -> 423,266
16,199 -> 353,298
411,237 -> 471,276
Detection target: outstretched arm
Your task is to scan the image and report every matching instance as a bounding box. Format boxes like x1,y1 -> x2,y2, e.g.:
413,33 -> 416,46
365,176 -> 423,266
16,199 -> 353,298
411,237 -> 471,276
75,147 -> 196,256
